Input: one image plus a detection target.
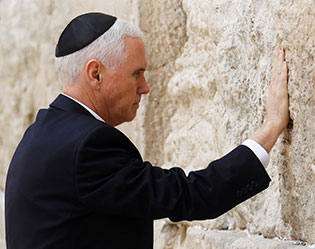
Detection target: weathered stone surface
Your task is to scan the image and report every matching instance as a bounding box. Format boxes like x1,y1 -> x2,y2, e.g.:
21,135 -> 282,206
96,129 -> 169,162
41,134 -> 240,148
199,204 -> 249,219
154,224 -> 309,249
270,0 -> 315,242
141,0 -> 314,245
0,0 -> 314,248
138,0 -> 188,166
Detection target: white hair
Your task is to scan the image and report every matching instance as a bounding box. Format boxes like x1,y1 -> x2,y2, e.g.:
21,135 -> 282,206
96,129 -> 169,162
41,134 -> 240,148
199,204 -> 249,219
55,18 -> 144,84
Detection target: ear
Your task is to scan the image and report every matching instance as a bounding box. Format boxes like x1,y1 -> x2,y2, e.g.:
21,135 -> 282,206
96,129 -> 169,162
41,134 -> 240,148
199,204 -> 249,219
84,59 -> 103,90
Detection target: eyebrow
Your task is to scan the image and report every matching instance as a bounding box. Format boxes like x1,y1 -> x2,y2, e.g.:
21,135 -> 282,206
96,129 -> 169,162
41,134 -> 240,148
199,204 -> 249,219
135,68 -> 146,73
132,67 -> 146,75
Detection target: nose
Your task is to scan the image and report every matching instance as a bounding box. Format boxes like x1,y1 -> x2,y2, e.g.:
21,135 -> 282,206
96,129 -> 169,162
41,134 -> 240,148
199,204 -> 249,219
138,78 -> 150,95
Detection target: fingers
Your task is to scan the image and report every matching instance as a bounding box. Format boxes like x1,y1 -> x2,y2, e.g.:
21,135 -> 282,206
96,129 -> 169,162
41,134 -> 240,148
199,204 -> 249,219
272,46 -> 287,82
273,46 -> 285,64
281,61 -> 288,82
279,47 -> 285,62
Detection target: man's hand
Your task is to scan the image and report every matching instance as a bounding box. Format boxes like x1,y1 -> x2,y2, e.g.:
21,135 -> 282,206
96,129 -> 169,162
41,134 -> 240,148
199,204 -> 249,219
249,46 -> 289,153
266,46 -> 290,132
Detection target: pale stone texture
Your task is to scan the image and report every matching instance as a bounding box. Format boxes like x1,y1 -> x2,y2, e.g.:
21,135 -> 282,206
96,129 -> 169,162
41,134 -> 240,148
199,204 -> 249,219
139,0 -> 315,246
0,0 -> 314,248
139,0 -> 188,166
155,223 -> 310,249
155,225 -> 312,249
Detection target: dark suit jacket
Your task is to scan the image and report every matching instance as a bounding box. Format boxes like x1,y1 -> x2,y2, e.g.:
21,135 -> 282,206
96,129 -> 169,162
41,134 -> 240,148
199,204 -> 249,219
5,94 -> 271,249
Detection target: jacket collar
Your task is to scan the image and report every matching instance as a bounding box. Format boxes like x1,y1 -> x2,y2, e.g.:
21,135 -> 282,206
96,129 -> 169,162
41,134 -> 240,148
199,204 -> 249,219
49,94 -> 93,118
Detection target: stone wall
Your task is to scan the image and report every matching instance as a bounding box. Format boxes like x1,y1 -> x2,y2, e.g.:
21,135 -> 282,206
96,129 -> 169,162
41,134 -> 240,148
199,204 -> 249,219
0,0 -> 314,248
138,0 -> 314,247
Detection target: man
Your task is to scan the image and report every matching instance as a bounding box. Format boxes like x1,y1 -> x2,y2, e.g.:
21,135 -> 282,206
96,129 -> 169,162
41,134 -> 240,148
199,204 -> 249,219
5,12 -> 289,249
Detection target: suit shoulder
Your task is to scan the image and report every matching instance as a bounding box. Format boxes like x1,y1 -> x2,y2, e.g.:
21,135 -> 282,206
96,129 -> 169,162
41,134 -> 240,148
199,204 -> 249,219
80,124 -> 141,158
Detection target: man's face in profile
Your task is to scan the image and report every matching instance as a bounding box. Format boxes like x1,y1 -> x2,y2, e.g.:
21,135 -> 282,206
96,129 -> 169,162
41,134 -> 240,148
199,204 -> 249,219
98,36 -> 150,126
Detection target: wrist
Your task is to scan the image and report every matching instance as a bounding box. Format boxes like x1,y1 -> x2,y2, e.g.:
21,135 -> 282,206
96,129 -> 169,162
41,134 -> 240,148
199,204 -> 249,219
264,118 -> 286,136
249,120 -> 284,153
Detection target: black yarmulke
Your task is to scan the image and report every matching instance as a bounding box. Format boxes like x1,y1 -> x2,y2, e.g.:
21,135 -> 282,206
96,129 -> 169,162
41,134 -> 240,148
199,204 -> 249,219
55,12 -> 117,57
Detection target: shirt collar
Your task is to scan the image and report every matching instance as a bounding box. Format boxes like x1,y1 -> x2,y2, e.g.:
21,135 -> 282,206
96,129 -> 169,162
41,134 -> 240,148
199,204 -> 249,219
61,93 -> 105,123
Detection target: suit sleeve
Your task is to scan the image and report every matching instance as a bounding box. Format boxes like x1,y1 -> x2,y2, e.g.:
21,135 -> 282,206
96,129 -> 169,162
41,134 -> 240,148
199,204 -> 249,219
75,125 -> 271,221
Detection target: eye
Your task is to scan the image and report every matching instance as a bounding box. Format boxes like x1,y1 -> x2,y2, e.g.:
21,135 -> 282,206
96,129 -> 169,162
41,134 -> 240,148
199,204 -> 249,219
133,70 -> 144,79
134,71 -> 141,78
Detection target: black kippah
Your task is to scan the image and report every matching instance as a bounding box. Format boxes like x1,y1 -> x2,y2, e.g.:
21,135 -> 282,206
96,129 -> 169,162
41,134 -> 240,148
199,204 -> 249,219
55,12 -> 117,57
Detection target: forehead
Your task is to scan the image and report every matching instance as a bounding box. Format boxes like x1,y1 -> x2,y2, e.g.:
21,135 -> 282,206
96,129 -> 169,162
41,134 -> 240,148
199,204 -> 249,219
123,36 -> 147,69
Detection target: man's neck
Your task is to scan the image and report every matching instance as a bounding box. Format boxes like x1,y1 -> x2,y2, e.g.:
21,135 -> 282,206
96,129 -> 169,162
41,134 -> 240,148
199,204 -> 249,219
61,92 -> 105,123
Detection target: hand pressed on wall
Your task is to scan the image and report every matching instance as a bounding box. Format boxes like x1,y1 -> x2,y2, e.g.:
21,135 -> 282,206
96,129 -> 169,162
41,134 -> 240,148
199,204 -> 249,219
266,46 -> 290,132
249,46 -> 289,154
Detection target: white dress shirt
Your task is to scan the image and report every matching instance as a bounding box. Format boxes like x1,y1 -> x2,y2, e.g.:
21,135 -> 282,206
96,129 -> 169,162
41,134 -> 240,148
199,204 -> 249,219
61,93 -> 269,168
61,93 -> 105,122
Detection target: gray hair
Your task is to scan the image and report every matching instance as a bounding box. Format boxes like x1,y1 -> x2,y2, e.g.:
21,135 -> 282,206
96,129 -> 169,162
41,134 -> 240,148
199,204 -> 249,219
55,18 -> 144,84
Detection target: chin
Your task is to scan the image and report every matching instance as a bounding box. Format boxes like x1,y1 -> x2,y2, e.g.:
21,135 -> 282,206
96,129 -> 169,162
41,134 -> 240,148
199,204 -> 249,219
127,111 -> 137,122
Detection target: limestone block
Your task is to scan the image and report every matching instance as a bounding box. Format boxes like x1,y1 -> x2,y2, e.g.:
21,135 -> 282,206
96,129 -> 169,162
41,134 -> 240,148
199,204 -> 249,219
154,221 -> 311,249
1,0 -> 314,247
141,0 -> 314,245
139,0 -> 189,165
270,0 -> 315,242
181,226 -> 309,249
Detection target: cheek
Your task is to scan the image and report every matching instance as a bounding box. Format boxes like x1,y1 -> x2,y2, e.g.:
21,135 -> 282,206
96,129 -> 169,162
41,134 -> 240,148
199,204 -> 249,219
122,80 -> 138,100
104,77 -> 138,108
104,80 -> 124,102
